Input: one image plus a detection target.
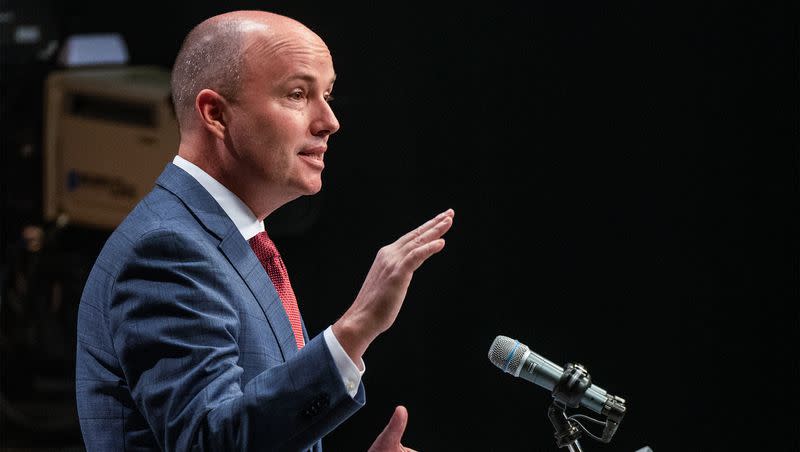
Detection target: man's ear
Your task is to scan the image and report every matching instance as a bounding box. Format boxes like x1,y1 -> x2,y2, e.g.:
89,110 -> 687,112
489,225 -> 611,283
195,89 -> 228,140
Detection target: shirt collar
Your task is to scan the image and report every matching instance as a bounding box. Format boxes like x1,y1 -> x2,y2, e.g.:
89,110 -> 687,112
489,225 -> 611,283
173,155 -> 265,240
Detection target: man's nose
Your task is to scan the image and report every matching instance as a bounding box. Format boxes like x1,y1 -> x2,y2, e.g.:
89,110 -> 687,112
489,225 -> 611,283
311,99 -> 340,137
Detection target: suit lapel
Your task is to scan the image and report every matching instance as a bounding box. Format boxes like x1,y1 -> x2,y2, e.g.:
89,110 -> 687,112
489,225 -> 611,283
155,163 -> 299,361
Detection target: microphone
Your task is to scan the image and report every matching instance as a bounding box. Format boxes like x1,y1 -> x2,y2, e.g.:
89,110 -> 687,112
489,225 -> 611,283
488,335 -> 625,431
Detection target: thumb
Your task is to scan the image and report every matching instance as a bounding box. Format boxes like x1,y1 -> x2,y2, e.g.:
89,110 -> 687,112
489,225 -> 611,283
369,406 -> 408,450
381,405 -> 408,443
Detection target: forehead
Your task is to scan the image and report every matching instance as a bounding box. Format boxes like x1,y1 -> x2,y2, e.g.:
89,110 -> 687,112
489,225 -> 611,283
243,29 -> 335,85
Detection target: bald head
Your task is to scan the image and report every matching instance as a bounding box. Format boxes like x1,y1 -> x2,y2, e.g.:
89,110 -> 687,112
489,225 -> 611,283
170,11 -> 322,130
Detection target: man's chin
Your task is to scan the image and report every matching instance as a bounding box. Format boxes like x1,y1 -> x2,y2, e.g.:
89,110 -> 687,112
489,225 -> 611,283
299,180 -> 323,196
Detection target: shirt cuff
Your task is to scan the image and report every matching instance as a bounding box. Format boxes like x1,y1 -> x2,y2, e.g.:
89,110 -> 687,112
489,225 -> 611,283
323,325 -> 365,398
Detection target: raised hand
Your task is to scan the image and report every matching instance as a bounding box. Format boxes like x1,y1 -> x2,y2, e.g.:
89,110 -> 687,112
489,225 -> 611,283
333,209 -> 455,362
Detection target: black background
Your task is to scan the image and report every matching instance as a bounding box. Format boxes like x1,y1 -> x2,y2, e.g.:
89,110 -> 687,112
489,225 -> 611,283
1,0 -> 798,450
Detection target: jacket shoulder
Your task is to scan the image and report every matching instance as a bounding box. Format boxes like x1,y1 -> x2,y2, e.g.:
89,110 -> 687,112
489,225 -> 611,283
86,186 -> 206,296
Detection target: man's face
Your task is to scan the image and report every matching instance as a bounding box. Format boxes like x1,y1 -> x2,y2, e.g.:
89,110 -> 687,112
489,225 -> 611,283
226,29 -> 339,201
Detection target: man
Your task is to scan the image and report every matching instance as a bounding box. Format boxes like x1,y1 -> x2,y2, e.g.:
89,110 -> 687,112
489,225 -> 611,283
75,10 -> 454,451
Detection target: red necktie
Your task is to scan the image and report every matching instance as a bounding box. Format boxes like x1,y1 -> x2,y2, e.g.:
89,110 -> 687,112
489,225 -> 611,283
248,231 -> 305,349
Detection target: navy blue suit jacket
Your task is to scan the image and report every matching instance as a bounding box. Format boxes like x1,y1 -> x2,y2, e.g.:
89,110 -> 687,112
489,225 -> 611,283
76,163 -> 364,451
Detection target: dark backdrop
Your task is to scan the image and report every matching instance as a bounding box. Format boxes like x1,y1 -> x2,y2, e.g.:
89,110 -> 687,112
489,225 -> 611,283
1,0 -> 798,450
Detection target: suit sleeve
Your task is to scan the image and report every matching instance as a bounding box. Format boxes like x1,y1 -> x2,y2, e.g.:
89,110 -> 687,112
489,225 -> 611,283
109,229 -> 364,451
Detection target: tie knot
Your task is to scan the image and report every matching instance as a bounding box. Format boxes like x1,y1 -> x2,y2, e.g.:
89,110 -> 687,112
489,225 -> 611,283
248,231 -> 279,260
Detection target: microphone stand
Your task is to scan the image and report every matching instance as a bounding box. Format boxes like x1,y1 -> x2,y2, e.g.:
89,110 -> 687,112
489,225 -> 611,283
548,401 -> 583,452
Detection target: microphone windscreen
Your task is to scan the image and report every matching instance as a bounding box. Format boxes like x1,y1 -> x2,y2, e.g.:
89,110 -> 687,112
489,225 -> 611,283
488,335 -> 529,375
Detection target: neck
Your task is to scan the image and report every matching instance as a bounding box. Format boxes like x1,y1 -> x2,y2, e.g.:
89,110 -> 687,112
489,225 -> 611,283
177,139 -> 291,221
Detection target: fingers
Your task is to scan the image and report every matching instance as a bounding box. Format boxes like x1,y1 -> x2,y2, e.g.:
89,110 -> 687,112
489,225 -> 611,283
401,215 -> 452,254
396,209 -> 454,249
402,238 -> 446,273
389,209 -> 453,274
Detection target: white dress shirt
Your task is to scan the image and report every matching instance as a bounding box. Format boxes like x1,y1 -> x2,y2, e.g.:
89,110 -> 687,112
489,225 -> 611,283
173,155 -> 364,397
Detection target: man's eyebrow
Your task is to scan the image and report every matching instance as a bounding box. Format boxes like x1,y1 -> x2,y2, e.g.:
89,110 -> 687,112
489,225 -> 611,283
284,73 -> 337,85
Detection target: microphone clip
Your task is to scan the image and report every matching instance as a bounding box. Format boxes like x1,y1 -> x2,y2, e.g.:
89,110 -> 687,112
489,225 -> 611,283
547,362 -> 627,450
553,362 -> 592,408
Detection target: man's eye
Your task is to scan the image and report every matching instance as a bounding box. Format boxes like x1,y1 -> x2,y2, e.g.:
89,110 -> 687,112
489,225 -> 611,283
289,91 -> 305,100
324,94 -> 335,103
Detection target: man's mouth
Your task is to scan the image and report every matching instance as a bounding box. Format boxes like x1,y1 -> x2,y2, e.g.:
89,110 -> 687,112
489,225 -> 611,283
298,152 -> 324,161
298,146 -> 326,168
